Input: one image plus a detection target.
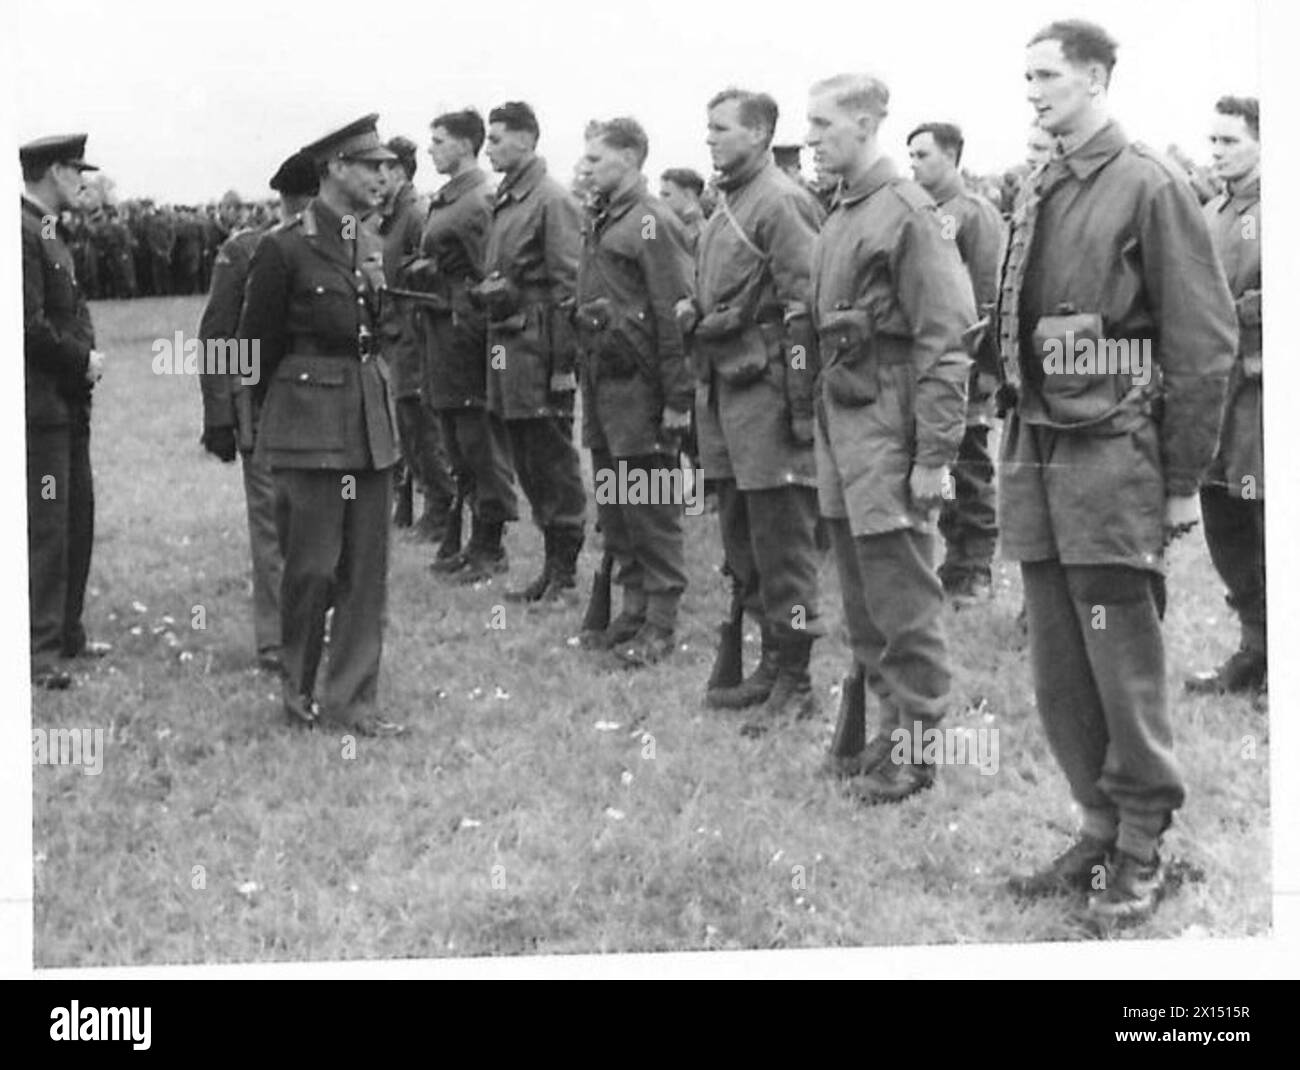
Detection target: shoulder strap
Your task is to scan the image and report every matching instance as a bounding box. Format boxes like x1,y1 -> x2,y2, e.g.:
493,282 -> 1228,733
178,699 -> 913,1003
719,196 -> 768,264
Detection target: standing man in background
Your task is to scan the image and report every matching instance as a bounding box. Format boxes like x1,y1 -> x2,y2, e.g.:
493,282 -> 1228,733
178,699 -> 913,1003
22,134 -> 111,690
199,149 -> 319,675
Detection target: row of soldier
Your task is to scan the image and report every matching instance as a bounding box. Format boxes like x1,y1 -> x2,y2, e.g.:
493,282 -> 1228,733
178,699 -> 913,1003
25,17 -> 1261,930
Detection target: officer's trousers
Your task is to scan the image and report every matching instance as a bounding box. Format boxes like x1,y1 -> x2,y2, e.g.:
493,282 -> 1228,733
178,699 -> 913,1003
505,416 -> 586,535
938,422 -> 998,582
273,468 -> 391,724
1199,484 -> 1266,652
827,518 -> 949,725
590,448 -> 687,629
27,417 -> 94,669
241,449 -> 282,657
717,480 -> 821,642
441,407 -> 519,526
1021,558 -> 1184,861
396,394 -> 455,514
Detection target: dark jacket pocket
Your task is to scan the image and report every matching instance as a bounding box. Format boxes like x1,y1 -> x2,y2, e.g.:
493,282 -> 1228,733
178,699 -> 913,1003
258,356 -> 349,451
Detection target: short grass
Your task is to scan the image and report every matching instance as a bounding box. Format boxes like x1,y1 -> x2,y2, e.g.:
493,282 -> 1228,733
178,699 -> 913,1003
32,296 -> 1270,965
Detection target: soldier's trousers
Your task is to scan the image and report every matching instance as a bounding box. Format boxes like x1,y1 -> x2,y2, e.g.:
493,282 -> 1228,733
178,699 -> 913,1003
591,448 -> 687,629
441,407 -> 519,525
717,479 -> 821,642
241,449 -> 282,656
1199,484 -> 1266,652
1021,558 -> 1183,862
505,416 -> 586,535
26,418 -> 94,670
827,518 -> 948,726
273,468 -> 391,725
938,422 -> 997,581
395,395 -> 455,512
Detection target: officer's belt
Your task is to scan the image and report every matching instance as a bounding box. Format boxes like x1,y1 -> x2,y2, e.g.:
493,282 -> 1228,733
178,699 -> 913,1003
287,340 -> 365,359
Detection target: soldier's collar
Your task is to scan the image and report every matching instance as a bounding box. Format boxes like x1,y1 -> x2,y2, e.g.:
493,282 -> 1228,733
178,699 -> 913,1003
1057,120 -> 1128,180
714,151 -> 770,194
595,173 -> 645,221
22,190 -> 54,216
1223,169 -> 1261,210
835,155 -> 899,208
496,156 -> 547,205
434,166 -> 487,206
927,170 -> 965,206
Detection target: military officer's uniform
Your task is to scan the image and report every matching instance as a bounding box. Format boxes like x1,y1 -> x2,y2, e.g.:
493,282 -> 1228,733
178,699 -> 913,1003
929,172 -> 1004,598
998,122 -> 1236,890
481,155 -> 588,599
691,149 -> 825,724
812,156 -> 976,800
237,117 -> 403,733
1190,169 -> 1265,692
574,174 -> 694,661
21,135 -> 104,688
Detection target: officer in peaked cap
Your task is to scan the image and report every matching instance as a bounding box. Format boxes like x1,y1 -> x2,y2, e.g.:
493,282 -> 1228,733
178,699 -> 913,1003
21,133 -> 112,692
199,149 -> 319,678
237,116 -> 407,737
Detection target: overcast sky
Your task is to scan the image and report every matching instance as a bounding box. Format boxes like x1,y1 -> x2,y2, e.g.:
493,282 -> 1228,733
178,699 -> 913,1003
7,0 -> 1261,204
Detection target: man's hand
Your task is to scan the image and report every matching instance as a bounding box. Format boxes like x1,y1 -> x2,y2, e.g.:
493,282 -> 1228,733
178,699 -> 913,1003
673,298 -> 699,337
909,464 -> 950,512
85,349 -> 106,384
202,426 -> 238,463
1163,494 -> 1201,547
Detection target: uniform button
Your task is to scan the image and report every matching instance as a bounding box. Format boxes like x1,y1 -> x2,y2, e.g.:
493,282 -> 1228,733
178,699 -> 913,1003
357,298 -> 365,306
299,373 -> 309,381
354,270 -> 363,278
313,285 -> 325,294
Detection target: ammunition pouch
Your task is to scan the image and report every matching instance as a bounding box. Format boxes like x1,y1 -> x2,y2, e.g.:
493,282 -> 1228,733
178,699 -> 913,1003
818,308 -> 877,407
474,272 -> 525,329
578,300 -> 654,383
693,305 -> 770,387
1032,312 -> 1141,427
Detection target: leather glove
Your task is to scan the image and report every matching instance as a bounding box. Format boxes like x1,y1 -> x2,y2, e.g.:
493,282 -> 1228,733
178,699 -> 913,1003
202,426 -> 238,463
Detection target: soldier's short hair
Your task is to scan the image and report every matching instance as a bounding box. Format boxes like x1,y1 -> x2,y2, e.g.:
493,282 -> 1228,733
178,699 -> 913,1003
907,122 -> 964,166
809,74 -> 890,122
432,109 -> 486,156
707,88 -> 779,148
1029,19 -> 1119,85
661,167 -> 705,197
489,101 -> 540,143
384,136 -> 419,180
1215,95 -> 1260,141
588,117 -> 649,169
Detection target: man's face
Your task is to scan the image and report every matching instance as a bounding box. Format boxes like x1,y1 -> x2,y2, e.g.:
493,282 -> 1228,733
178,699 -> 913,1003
907,132 -> 954,192
49,162 -> 87,211
485,123 -> 533,173
706,99 -> 766,174
428,125 -> 468,175
1026,125 -> 1054,168
659,179 -> 695,219
218,200 -> 240,227
1025,39 -> 1099,136
1208,112 -> 1259,183
333,158 -> 384,212
379,161 -> 406,204
578,137 -> 633,196
804,90 -> 868,179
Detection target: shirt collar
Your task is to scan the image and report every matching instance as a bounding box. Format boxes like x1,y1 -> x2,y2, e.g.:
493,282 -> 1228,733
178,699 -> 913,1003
497,155 -> 547,204
715,150 -> 771,194
593,173 -> 645,221
1057,120 -> 1128,180
834,155 -> 899,209
1223,169 -> 1261,210
433,166 -> 487,206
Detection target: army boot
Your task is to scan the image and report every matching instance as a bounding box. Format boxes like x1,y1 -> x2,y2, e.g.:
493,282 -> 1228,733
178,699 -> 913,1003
412,491 -> 453,543
846,754 -> 936,804
1087,849 -> 1166,925
820,665 -> 897,778
740,633 -> 817,737
537,527 -> 583,605
1008,835 -> 1114,898
453,520 -> 508,585
505,528 -> 556,602
581,587 -> 646,651
706,626 -> 780,709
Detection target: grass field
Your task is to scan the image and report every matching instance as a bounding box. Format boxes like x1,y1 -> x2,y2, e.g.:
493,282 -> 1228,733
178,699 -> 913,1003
31,295 -> 1270,966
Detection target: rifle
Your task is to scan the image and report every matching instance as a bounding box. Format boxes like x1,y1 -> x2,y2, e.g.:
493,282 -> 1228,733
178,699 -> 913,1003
581,550 -> 614,635
706,581 -> 745,691
436,479 -> 467,563
827,666 -> 867,759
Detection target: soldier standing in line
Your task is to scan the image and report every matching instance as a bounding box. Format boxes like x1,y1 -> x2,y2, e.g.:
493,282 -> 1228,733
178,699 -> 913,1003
1187,96 -> 1265,695
907,122 -> 1004,605
145,204 -> 176,297
376,135 -> 455,541
22,134 -> 112,690
173,207 -> 205,295
237,115 -> 405,738
807,76 -> 977,803
198,150 -> 319,676
412,109 -> 521,583
478,101 -> 587,605
572,117 -> 694,666
999,21 -> 1236,923
681,87 -> 825,734
658,167 -> 706,249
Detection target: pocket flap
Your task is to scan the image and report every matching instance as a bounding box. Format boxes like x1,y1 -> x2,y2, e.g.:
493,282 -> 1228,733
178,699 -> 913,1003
275,357 -> 347,387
